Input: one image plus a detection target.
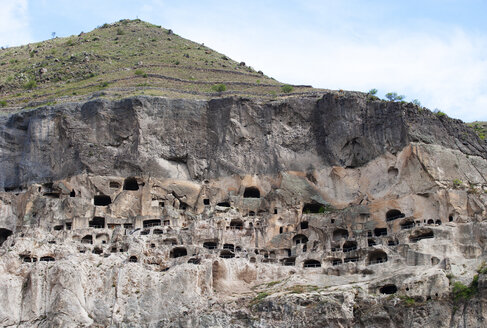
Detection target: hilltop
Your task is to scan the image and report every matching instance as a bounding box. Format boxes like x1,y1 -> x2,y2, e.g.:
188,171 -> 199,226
0,19 -> 315,112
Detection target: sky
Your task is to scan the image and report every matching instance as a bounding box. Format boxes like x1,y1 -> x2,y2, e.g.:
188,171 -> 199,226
1,0 -> 486,122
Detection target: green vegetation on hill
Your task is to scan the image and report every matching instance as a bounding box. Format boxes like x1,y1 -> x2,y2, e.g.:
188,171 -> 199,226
0,19 -> 315,111
468,121 -> 487,140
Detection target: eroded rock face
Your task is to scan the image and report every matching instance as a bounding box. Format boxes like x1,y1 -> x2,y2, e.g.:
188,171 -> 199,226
0,93 -> 486,327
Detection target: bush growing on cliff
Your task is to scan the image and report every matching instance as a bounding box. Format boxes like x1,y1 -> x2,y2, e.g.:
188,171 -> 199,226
367,89 -> 380,101
211,83 -> 227,92
135,69 -> 147,78
0,100 -> 6,107
281,85 -> 293,93
452,280 -> 477,302
23,80 -> 37,90
434,109 -> 447,117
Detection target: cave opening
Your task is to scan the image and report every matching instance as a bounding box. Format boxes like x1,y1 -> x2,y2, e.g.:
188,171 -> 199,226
89,217 -> 105,229
374,228 -> 388,237
220,250 -> 235,258
243,187 -> 260,198
123,177 -> 139,191
293,234 -> 308,245
368,250 -> 388,265
203,241 -> 218,249
143,219 -> 161,228
0,228 -> 12,246
170,247 -> 187,258
379,284 -> 397,294
303,259 -> 321,268
343,241 -> 357,252
385,209 -> 405,221
230,219 -> 243,230
302,203 -> 326,214
81,235 -> 93,244
94,195 -> 111,206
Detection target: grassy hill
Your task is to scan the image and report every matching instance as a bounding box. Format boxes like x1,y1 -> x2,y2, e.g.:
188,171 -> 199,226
0,19 -> 316,112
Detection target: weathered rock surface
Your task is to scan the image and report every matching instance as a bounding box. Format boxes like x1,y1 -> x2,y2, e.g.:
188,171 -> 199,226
0,92 -> 486,327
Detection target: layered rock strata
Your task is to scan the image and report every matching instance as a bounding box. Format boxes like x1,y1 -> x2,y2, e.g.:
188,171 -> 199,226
0,93 -> 486,327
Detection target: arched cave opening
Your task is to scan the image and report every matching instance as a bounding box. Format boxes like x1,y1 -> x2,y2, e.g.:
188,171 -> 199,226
293,234 -> 308,245
243,187 -> 260,198
81,235 -> 93,244
368,250 -> 388,265
386,209 -> 405,221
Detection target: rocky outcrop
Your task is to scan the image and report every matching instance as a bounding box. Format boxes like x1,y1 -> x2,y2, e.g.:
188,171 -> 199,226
1,93 -> 485,189
1,92 -> 487,327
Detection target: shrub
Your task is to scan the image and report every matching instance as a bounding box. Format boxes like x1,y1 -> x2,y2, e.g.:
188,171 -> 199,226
100,81 -> 109,88
0,100 -> 7,107
211,83 -> 227,92
453,179 -> 463,188
469,123 -> 486,140
23,80 -> 37,90
368,88 -> 378,95
412,99 -> 421,106
478,262 -> 487,274
452,281 -> 477,302
385,92 -> 405,102
281,85 -> 293,93
134,69 -> 147,77
116,28 -> 125,36
434,109 -> 447,117
400,296 -> 416,306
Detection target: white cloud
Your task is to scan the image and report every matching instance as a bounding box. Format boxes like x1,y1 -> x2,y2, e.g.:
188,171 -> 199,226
0,0 -> 31,47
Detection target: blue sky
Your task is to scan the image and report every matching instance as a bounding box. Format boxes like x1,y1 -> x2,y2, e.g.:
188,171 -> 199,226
1,0 -> 486,122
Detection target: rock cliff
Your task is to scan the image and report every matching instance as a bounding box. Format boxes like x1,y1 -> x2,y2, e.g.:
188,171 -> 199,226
1,92 -> 487,327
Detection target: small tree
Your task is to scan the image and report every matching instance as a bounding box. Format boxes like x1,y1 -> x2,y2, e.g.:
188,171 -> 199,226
385,92 -> 405,102
412,99 -> 421,106
368,88 -> 378,95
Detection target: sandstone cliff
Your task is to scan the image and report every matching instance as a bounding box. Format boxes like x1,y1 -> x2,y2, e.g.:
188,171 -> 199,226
0,92 -> 487,327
